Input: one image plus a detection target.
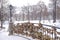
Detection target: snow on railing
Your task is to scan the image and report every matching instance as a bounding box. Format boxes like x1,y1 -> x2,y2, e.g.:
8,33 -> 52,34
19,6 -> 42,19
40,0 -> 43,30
10,22 -> 60,40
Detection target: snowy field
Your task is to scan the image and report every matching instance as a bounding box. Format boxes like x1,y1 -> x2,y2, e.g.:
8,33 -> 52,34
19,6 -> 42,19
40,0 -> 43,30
0,21 -> 29,40
0,21 -> 32,40
0,20 -> 60,40
0,31 -> 29,40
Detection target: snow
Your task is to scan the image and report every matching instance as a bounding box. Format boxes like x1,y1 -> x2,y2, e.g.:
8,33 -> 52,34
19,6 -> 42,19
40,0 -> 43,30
14,20 -> 60,26
0,20 -> 60,40
12,20 -> 60,34
0,31 -> 28,40
13,20 -> 60,38
0,21 -> 29,40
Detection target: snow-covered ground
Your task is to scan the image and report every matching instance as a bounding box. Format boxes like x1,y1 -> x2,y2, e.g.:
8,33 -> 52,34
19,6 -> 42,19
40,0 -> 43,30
0,21 -> 32,40
0,31 -> 29,40
0,20 -> 60,40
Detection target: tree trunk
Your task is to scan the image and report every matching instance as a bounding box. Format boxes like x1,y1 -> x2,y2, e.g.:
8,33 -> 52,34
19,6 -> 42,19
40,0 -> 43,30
0,20 -> 3,28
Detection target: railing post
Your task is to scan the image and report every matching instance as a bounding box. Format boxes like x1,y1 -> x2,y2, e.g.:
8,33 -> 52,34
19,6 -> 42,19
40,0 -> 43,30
52,27 -> 57,40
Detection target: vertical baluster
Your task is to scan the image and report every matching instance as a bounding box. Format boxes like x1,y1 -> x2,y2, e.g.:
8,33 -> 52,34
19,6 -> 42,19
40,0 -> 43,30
52,29 -> 53,40
52,27 -> 56,40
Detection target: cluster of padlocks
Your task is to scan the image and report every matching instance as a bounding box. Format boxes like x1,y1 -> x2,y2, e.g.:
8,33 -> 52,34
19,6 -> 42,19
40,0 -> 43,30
12,22 -> 60,40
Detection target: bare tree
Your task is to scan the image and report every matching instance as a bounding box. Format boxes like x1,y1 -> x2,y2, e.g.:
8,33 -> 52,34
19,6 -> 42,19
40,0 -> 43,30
37,1 -> 48,22
49,0 -> 57,23
0,0 -> 8,28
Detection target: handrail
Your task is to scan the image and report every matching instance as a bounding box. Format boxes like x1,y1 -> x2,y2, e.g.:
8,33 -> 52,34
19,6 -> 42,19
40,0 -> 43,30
28,23 -> 60,29
42,24 -> 60,29
13,22 -> 60,40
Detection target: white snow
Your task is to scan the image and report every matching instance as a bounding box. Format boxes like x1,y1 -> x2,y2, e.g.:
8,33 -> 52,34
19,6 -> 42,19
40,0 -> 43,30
0,20 -> 60,40
0,21 -> 29,40
0,31 -> 28,40
14,20 -> 60,26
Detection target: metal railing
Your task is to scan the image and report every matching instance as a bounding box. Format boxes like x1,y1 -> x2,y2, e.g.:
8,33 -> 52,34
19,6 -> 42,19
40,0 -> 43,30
12,22 -> 60,40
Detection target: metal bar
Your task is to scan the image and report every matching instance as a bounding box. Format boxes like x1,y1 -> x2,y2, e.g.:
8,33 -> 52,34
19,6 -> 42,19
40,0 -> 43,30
42,24 -> 60,29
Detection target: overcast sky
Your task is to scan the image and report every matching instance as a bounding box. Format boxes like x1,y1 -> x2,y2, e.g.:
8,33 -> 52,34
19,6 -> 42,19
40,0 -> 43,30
9,0 -> 50,7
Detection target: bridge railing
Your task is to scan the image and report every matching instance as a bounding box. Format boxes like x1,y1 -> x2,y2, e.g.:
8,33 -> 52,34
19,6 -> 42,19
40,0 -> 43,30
12,22 -> 60,40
